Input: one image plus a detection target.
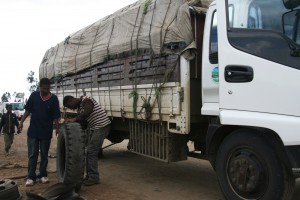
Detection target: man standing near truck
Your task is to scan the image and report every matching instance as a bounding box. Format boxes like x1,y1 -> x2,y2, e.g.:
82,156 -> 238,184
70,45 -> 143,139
19,78 -> 61,186
63,95 -> 111,186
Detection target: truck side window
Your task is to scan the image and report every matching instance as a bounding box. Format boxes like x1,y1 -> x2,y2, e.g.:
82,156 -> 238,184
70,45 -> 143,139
248,4 -> 262,29
209,11 -> 218,64
227,0 -> 300,69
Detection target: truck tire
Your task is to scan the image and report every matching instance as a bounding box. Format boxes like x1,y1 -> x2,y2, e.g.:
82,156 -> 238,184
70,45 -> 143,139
0,179 -> 22,200
56,123 -> 86,192
216,129 -> 295,200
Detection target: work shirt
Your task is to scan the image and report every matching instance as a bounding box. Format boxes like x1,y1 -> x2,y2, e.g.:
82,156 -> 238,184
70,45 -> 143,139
25,91 -> 61,140
76,96 -> 111,130
0,112 -> 19,134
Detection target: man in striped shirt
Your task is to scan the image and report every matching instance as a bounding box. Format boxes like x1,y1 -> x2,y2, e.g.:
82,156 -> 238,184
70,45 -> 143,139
63,95 -> 111,186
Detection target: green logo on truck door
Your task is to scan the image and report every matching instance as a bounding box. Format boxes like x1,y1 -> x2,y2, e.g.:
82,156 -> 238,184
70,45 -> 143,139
212,67 -> 219,83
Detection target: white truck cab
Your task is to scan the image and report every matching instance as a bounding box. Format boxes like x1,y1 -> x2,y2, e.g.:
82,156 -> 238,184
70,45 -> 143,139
201,0 -> 300,199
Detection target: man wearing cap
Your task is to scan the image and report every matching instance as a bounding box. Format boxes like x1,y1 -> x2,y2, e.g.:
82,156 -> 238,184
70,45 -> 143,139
0,104 -> 20,156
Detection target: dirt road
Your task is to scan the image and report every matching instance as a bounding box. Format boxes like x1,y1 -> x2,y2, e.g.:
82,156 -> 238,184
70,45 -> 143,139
1,118 -> 300,200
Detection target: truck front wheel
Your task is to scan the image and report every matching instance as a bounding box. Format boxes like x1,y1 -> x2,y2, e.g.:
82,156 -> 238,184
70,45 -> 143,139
216,129 -> 295,200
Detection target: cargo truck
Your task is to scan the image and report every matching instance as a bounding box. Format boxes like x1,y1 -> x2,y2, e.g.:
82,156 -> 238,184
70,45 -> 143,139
39,0 -> 300,199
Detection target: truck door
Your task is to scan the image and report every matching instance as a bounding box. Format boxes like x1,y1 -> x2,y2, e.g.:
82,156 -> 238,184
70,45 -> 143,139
217,0 -> 300,118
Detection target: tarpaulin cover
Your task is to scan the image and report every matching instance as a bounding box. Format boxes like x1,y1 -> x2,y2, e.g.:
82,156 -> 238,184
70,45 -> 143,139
39,0 -> 212,79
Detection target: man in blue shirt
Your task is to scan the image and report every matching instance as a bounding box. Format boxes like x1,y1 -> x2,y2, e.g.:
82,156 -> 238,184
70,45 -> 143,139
19,78 -> 61,186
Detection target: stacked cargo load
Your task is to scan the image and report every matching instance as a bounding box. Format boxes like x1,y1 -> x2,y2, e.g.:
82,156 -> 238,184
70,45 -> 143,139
39,0 -> 212,80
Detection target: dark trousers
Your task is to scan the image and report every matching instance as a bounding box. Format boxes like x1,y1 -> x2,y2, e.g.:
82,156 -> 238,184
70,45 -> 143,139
3,132 -> 14,153
27,137 -> 51,180
86,125 -> 110,181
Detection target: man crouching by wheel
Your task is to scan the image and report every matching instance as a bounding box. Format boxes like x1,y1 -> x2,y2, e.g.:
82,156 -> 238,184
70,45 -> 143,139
63,95 -> 111,186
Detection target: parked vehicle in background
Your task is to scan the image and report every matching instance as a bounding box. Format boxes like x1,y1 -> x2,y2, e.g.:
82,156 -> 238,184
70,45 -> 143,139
39,0 -> 300,199
0,102 -> 25,121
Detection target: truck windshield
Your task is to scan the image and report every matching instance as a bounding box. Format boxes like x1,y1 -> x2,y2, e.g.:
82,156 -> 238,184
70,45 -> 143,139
227,0 -> 300,45
11,103 -> 25,110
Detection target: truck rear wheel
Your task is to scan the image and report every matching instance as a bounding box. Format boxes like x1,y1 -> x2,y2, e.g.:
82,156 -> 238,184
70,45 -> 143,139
216,129 -> 295,200
56,123 -> 86,192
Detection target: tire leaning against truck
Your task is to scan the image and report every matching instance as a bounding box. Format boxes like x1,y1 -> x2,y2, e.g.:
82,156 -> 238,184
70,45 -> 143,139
56,123 -> 86,192
215,129 -> 295,200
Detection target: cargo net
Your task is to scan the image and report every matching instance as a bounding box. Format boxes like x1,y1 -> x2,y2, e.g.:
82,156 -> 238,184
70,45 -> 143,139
39,0 -> 209,80
129,120 -> 188,162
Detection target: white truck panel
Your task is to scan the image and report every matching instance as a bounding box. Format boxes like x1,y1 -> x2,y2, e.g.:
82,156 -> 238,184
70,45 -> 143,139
220,110 -> 300,145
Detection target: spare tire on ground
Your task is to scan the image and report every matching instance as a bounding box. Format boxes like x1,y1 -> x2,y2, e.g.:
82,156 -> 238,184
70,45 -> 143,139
0,179 -> 22,200
56,123 -> 86,191
26,182 -> 86,200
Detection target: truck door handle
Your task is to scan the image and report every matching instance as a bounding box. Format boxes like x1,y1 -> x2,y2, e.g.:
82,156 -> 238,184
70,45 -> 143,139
225,66 -> 253,83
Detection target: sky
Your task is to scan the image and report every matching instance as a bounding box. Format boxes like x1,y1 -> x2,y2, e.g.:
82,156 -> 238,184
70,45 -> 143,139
0,0 -> 137,101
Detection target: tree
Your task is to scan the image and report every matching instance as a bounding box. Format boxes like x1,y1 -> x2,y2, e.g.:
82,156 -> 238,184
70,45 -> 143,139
1,92 -> 11,102
27,70 -> 39,93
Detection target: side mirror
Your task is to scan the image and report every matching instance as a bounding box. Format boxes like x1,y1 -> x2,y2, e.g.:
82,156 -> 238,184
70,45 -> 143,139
283,0 -> 300,9
283,10 -> 300,45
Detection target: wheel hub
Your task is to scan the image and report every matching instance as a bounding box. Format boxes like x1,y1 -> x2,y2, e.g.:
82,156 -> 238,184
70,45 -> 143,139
228,153 -> 261,193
